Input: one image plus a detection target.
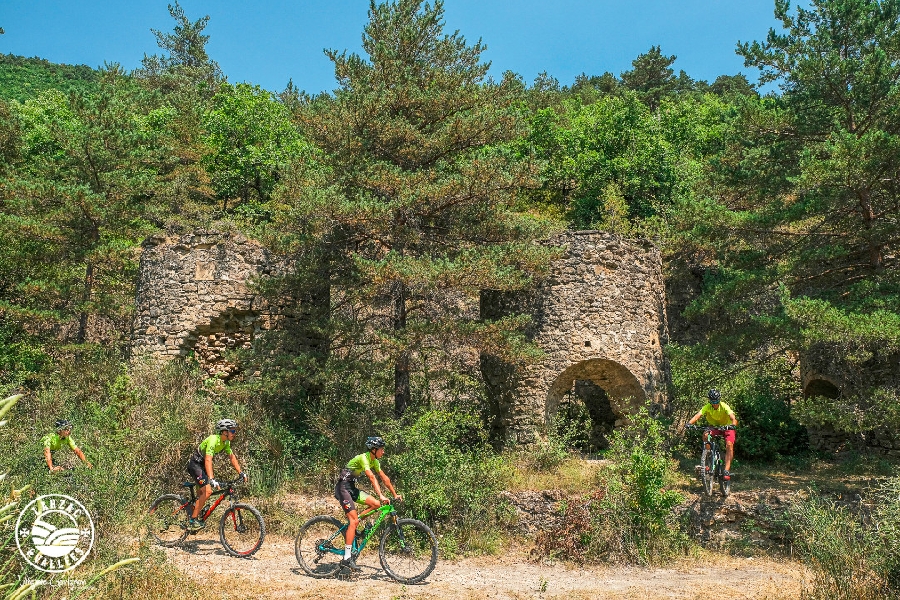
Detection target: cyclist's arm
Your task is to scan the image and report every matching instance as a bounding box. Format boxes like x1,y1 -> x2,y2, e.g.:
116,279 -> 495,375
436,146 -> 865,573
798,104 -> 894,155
364,468 -> 386,499
730,413 -> 738,427
73,447 -> 93,468
377,471 -> 399,499
229,453 -> 244,478
687,410 -> 704,425
44,447 -> 57,471
205,454 -> 215,481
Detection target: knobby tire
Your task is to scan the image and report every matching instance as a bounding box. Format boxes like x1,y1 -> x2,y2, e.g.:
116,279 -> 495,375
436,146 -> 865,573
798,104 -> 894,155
148,494 -> 189,547
219,503 -> 265,558
295,515 -> 344,578
378,518 -> 438,584
700,447 -> 714,496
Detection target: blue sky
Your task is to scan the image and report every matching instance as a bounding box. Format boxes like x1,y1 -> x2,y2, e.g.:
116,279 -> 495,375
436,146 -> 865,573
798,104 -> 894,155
1,1 -> 781,94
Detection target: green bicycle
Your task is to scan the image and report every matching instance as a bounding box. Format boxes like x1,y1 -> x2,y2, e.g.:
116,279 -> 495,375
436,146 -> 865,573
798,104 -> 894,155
294,499 -> 438,584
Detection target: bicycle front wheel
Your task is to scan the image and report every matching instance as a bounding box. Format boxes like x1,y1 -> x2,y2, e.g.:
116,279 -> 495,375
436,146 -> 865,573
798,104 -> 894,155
148,494 -> 189,547
379,518 -> 438,584
700,448 -> 714,496
719,473 -> 731,497
219,503 -> 265,558
295,515 -> 345,578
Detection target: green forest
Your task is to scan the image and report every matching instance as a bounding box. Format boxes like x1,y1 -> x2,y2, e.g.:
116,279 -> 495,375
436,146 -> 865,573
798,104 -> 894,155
1,0 -> 899,598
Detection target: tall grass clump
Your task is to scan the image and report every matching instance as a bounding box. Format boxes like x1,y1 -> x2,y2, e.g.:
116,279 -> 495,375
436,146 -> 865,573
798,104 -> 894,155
380,409 -> 509,555
791,479 -> 900,600
536,410 -> 689,565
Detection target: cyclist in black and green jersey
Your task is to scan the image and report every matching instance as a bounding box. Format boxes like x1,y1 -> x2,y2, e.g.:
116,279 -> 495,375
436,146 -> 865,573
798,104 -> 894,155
185,419 -> 248,530
335,436 -> 402,571
43,419 -> 92,472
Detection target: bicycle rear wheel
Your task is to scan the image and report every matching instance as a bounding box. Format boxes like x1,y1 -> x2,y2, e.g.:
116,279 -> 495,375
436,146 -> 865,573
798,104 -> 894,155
219,503 -> 265,558
700,447 -> 714,496
295,515 -> 345,578
148,494 -> 189,547
378,518 -> 438,584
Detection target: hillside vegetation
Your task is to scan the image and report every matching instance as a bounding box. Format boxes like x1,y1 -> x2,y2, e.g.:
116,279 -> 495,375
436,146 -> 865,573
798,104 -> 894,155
0,1 -> 899,598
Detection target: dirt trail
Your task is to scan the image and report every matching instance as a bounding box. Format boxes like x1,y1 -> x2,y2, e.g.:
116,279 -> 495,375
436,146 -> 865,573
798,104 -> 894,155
163,533 -> 801,600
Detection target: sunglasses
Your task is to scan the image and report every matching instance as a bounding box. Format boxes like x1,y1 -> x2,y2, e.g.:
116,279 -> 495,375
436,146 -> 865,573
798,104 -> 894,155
227,429 -> 237,434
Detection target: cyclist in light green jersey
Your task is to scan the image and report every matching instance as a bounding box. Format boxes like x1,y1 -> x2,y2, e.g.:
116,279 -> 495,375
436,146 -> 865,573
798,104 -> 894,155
43,419 -> 92,471
334,436 -> 402,571
185,419 -> 248,530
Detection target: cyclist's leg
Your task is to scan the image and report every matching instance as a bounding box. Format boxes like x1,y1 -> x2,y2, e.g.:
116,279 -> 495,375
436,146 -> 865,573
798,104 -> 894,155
186,461 -> 211,522
336,478 -> 360,551
723,429 -> 736,471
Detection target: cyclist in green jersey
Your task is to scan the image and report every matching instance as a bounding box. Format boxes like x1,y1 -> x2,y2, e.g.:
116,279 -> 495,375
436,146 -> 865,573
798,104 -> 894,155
688,389 -> 738,479
334,436 -> 402,571
185,419 -> 248,530
42,419 -> 92,471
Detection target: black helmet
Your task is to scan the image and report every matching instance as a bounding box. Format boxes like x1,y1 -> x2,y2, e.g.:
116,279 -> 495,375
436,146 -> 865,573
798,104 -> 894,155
708,389 -> 721,403
55,419 -> 72,431
365,436 -> 385,451
216,418 -> 238,432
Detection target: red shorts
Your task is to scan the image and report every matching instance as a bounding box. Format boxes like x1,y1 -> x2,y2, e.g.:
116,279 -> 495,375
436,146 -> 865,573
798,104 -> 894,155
709,429 -> 736,444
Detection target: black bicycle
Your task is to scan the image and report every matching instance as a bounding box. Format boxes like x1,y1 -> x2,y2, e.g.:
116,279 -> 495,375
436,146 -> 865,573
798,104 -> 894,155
686,425 -> 733,497
148,476 -> 265,558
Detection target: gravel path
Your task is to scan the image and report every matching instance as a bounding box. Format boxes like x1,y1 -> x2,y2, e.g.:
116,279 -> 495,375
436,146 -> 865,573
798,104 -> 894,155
163,533 -> 801,599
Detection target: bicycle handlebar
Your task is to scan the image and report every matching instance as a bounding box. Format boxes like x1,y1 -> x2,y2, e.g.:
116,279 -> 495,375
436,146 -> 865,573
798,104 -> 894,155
684,424 -> 735,431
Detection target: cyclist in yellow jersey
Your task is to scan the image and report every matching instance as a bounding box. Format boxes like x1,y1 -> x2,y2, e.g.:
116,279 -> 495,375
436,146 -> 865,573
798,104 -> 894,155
334,436 -> 402,572
185,419 -> 248,530
688,389 -> 738,479
42,419 -> 92,471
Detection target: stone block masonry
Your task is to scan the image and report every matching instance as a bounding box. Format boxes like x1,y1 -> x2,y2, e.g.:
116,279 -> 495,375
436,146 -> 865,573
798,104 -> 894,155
130,230 -> 284,378
480,231 -> 670,444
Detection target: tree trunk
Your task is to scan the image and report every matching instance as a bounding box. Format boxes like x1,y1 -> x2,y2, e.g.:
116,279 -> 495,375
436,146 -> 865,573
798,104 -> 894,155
76,261 -> 93,344
393,281 -> 410,418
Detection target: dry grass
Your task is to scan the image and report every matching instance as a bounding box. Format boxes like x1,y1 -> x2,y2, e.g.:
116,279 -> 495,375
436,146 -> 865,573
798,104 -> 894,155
505,456 -> 602,493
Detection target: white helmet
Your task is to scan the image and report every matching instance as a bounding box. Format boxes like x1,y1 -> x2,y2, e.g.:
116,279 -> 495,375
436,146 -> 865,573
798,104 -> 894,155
216,418 -> 238,432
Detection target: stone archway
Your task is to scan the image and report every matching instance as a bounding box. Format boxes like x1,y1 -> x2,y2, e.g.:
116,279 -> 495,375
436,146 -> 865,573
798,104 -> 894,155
546,358 -> 646,424
804,378 -> 841,399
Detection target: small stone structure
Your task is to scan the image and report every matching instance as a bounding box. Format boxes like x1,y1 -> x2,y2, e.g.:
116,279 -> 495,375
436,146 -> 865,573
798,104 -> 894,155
130,230 -> 282,378
802,345 -> 900,454
480,231 -> 670,444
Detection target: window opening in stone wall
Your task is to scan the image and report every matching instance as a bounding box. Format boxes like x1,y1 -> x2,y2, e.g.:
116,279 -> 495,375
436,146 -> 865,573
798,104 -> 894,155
804,378 -> 841,399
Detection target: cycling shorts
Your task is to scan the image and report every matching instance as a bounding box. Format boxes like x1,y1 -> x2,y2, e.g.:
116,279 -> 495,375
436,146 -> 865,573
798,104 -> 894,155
334,468 -> 369,514
186,458 -> 210,486
709,429 -> 736,444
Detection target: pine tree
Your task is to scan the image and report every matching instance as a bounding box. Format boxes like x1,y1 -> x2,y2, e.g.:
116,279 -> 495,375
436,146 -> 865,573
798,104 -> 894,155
286,0 -> 554,416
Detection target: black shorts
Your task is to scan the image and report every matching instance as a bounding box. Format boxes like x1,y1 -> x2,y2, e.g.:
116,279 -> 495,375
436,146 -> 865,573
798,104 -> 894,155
334,469 -> 364,514
186,459 -> 209,486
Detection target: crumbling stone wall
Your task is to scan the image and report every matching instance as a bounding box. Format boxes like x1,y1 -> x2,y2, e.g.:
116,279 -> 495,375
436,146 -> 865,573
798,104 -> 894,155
481,231 -> 670,444
130,230 -> 283,378
802,346 -> 900,454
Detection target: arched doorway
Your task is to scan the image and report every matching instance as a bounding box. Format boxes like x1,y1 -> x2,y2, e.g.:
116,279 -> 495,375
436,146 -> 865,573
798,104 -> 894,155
546,359 -> 646,452
804,378 -> 841,399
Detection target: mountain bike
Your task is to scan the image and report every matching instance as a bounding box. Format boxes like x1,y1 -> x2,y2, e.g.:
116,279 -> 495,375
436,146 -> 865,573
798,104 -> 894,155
295,499 -> 438,584
148,476 -> 265,558
686,425 -> 733,497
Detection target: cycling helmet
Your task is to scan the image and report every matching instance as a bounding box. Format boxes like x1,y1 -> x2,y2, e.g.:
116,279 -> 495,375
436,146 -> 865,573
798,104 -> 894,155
54,419 -> 72,431
216,418 -> 238,432
365,436 -> 385,451
708,389 -> 721,404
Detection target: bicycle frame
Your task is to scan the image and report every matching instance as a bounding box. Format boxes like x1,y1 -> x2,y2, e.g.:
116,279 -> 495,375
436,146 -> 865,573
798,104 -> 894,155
320,502 -> 398,557
178,478 -> 242,522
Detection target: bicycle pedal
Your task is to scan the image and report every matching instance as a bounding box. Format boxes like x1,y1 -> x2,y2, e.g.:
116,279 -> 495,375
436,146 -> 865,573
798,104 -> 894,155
335,568 -> 359,582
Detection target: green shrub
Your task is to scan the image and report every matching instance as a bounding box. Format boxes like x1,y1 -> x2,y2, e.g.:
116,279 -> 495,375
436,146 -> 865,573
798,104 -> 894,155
790,479 -> 900,600
536,410 -> 689,565
378,409 -> 509,554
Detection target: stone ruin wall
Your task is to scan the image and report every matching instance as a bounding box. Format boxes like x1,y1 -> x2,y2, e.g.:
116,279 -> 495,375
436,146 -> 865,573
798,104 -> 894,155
131,229 -> 670,444
802,347 -> 900,456
480,231 -> 670,444
130,230 -> 284,378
